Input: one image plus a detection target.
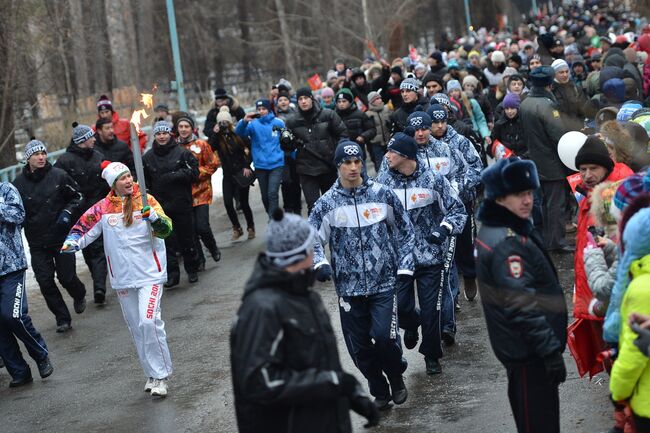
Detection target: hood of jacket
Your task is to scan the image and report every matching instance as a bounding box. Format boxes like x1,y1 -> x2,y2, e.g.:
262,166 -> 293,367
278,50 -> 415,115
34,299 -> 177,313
243,254 -> 311,298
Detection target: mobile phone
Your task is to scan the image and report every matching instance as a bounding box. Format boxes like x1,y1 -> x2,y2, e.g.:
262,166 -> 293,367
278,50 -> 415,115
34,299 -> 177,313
250,113 -> 261,118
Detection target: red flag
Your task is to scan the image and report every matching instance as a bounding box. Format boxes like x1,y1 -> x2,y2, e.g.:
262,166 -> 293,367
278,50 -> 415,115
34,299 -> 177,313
567,318 -> 606,379
307,74 -> 323,91
491,139 -> 513,160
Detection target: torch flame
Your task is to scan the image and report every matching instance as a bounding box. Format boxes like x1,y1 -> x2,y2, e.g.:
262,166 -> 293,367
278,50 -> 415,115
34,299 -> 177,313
140,93 -> 154,109
130,109 -> 149,133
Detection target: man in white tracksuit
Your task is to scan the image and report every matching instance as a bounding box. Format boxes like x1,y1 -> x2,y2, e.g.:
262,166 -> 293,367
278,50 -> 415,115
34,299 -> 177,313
62,161 -> 173,397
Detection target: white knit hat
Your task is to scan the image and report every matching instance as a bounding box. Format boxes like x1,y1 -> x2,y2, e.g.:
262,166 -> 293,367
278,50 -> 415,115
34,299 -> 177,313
551,59 -> 570,72
101,161 -> 130,188
216,106 -> 233,124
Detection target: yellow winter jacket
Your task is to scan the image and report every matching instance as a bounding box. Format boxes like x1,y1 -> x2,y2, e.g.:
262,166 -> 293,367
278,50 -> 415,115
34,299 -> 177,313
610,254 -> 650,417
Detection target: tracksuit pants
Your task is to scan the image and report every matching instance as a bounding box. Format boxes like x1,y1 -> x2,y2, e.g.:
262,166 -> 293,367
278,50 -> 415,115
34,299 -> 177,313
81,235 -> 107,296
116,284 -> 172,379
397,264 -> 445,360
0,270 -> 49,380
441,237 -> 457,336
30,246 -> 86,326
506,359 -> 560,433
338,290 -> 407,399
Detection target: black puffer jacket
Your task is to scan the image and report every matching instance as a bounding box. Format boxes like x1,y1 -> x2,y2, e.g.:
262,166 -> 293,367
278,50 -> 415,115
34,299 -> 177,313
285,104 -> 348,176
231,255 -> 355,433
389,95 -> 430,133
475,200 -> 567,366
94,135 -> 135,174
54,142 -> 108,214
491,112 -> 527,158
336,104 -> 376,144
142,140 -> 199,214
519,87 -> 571,181
12,163 -> 83,249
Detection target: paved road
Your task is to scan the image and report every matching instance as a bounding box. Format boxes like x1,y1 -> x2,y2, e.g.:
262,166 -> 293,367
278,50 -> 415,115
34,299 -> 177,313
1,179 -> 612,433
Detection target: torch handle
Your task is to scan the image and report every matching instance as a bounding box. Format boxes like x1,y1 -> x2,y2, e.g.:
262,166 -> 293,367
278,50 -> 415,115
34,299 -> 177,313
130,123 -> 149,210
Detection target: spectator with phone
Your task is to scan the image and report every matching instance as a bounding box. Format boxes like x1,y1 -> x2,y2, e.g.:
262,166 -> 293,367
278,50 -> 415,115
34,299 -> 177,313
235,99 -> 285,217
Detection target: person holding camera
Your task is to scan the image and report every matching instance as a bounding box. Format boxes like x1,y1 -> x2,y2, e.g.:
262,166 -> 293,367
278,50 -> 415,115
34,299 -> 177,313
209,106 -> 256,241
235,99 -> 285,217
284,87 -> 348,214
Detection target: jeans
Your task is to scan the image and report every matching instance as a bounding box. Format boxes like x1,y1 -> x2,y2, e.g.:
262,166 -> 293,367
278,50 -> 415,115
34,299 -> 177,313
338,290 -> 407,399
194,204 -> 219,263
222,176 -> 254,229
300,172 -> 338,215
31,246 -> 86,326
0,270 -> 49,379
397,264 -> 446,360
256,167 -> 283,216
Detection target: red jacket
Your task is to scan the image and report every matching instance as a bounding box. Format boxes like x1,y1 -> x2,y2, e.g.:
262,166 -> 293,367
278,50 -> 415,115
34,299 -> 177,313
573,162 -> 634,319
94,111 -> 147,152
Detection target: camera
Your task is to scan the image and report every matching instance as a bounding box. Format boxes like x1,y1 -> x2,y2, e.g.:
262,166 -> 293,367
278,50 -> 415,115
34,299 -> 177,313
588,226 -> 605,238
274,126 -> 303,152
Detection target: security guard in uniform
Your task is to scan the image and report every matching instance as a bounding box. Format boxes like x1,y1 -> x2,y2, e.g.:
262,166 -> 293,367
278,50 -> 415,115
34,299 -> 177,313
474,158 -> 568,433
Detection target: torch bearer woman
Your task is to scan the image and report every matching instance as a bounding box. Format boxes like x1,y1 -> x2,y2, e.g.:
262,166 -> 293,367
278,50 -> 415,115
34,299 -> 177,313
61,161 -> 174,397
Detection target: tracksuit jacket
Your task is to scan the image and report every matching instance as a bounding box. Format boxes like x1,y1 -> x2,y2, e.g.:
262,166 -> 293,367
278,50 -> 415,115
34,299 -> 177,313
375,162 -> 466,267
309,178 -> 415,297
0,182 -> 27,276
439,125 -> 483,202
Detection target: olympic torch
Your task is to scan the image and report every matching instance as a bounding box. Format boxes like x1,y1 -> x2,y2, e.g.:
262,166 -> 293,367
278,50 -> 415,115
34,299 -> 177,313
130,93 -> 154,208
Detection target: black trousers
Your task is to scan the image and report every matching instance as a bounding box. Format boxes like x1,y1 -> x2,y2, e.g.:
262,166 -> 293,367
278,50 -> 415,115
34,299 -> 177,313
634,414 -> 650,433
165,209 -> 200,278
300,172 -> 337,215
81,235 -> 107,294
506,359 -> 560,433
194,204 -> 219,263
222,176 -> 254,229
281,157 -> 302,215
454,200 -> 476,279
540,180 -> 570,250
30,246 -> 86,326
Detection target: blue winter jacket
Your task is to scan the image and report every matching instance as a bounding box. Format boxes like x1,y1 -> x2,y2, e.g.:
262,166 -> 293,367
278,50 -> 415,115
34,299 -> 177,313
440,125 -> 483,202
0,182 -> 28,276
375,161 -> 466,267
309,178 -> 415,297
235,113 -> 285,170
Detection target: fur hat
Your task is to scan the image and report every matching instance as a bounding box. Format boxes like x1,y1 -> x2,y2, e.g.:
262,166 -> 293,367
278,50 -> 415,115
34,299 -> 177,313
528,66 -> 555,87
575,135 -> 614,171
101,160 -> 130,188
266,208 -> 316,268
216,106 -> 233,124
481,157 -> 540,200
24,139 -> 47,161
333,140 -> 363,167
589,180 -> 622,226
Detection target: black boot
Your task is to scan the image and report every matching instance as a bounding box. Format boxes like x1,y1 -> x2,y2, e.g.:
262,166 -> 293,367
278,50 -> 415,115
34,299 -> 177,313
425,357 -> 442,375
164,274 -> 180,288
37,357 -> 54,378
9,369 -> 33,388
388,375 -> 407,405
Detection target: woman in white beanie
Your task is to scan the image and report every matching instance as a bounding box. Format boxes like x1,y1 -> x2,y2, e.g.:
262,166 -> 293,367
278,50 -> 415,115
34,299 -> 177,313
61,161 -> 174,397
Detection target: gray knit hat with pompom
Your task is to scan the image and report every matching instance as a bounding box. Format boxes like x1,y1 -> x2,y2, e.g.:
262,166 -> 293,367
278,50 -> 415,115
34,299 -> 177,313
266,209 -> 316,267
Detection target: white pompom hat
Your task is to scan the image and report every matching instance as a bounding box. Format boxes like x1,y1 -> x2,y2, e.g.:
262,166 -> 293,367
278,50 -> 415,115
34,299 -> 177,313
101,161 -> 130,188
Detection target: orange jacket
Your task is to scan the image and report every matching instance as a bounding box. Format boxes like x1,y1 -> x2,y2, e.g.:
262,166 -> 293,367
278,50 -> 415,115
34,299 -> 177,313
573,162 -> 634,319
94,111 -> 147,152
181,138 -> 219,206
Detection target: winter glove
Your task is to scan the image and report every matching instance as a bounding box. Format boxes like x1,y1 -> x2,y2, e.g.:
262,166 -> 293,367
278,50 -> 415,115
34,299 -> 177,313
60,239 -> 80,254
141,205 -> 159,223
543,352 -> 567,384
338,372 -> 359,397
349,395 -> 380,428
56,210 -> 72,228
631,322 -> 650,357
316,264 -> 333,282
430,224 -> 451,245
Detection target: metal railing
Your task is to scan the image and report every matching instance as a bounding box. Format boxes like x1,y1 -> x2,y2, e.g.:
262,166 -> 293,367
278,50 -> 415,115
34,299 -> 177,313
0,149 -> 67,182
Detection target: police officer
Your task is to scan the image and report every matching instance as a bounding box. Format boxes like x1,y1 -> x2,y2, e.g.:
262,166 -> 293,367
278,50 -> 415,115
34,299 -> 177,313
375,131 -> 466,375
231,209 -> 379,433
309,140 -> 415,410
0,181 -> 53,387
475,158 -> 567,433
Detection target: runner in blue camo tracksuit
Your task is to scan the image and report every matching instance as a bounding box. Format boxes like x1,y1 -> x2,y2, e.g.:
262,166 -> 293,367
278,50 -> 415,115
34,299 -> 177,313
309,140 -> 415,409
0,182 -> 52,387
375,131 -> 466,375
429,103 -> 483,342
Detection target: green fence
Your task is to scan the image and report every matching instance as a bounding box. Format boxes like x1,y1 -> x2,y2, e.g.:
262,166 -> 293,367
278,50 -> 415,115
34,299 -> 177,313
0,149 -> 67,182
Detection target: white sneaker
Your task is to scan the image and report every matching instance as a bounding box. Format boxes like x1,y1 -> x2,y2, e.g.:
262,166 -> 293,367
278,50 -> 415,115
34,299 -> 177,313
144,377 -> 155,393
150,378 -> 168,397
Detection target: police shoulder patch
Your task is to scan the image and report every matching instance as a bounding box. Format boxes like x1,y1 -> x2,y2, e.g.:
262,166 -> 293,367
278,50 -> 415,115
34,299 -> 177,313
507,255 -> 523,279
552,110 -> 560,118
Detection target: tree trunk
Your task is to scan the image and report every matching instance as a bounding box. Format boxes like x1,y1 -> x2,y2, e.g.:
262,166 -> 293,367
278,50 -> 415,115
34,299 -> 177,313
134,0 -> 155,89
273,0 -> 298,84
68,0 -> 90,98
0,0 -> 17,168
104,0 -> 137,89
86,0 -> 110,93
